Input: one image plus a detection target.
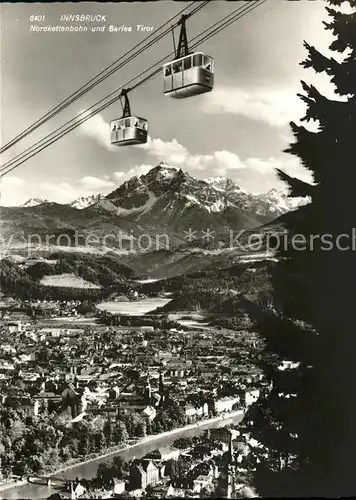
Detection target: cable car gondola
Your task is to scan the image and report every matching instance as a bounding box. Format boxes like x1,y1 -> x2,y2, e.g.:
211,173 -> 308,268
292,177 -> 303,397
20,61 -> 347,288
110,89 -> 148,147
163,15 -> 214,99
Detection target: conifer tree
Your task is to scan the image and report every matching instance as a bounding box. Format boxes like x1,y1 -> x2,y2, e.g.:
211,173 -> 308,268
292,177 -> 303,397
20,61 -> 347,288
242,1 -> 356,496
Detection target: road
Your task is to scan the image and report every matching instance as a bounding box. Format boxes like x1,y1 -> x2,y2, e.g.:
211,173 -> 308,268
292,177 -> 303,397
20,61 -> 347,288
1,411 -> 244,499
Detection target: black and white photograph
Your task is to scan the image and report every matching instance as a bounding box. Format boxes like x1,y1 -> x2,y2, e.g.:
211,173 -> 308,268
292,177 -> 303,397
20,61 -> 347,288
0,0 -> 355,498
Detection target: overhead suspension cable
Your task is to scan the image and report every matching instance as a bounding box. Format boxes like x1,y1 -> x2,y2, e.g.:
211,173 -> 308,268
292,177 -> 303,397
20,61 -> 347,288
0,0 -> 263,178
0,1 -> 208,155
0,0 -> 265,179
0,0 -> 263,177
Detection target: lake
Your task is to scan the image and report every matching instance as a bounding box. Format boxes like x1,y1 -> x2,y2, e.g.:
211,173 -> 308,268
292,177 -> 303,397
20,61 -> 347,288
96,298 -> 172,316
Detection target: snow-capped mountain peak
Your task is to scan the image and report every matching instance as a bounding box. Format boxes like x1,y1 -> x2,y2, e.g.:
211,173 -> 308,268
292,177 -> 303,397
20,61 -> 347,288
10,165 -> 309,240
157,161 -> 179,171
145,163 -> 180,184
21,197 -> 49,208
70,194 -> 105,210
206,176 -> 244,193
257,188 -> 310,214
99,163 -> 309,224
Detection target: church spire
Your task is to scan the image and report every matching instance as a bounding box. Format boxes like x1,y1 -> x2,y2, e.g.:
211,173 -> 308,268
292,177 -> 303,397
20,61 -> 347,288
159,369 -> 164,394
228,432 -> 234,463
158,368 -> 167,405
226,433 -> 235,499
227,464 -> 234,499
144,373 -> 151,403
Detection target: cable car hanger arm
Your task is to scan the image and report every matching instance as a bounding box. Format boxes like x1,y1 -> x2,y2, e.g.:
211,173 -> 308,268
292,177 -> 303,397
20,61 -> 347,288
119,89 -> 132,118
176,15 -> 190,59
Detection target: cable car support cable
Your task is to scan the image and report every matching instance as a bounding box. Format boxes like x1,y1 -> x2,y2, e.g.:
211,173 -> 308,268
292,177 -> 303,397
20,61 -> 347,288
0,0 -> 263,176
0,0 -> 265,178
0,1 -> 208,155
0,0 -> 264,176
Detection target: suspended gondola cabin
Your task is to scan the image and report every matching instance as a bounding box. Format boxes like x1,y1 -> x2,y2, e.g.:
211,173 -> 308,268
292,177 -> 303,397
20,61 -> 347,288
163,52 -> 214,98
110,90 -> 148,147
110,116 -> 147,147
163,15 -> 214,98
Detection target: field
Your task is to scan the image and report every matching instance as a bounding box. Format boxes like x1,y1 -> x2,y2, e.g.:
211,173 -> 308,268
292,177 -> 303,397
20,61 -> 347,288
96,298 -> 172,315
40,273 -> 102,289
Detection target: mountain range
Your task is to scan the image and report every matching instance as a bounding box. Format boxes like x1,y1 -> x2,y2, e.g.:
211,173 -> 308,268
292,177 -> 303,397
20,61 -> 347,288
0,162 -> 308,253
21,194 -> 106,209
20,164 -> 304,215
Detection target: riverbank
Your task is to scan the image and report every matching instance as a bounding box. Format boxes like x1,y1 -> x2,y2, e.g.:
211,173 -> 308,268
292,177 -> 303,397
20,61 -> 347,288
52,410 -> 244,477
0,443 -> 129,495
0,410 -> 244,496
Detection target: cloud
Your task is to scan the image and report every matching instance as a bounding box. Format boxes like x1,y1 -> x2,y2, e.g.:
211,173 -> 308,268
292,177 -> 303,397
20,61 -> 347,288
201,75 -> 346,129
138,137 -> 311,191
0,175 -> 117,207
113,171 -> 125,181
139,136 -> 247,176
202,87 -> 305,127
0,136 -> 311,205
0,165 -> 156,206
113,164 -> 153,183
76,176 -> 115,191
140,137 -> 188,165
77,111 -> 116,151
0,176 -> 25,188
245,157 -> 313,187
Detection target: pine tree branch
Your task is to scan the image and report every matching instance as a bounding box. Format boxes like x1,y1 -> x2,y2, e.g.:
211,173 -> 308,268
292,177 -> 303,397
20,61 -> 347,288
276,169 -> 314,198
327,0 -> 356,7
301,39 -> 356,96
301,42 -> 339,75
297,80 -> 353,127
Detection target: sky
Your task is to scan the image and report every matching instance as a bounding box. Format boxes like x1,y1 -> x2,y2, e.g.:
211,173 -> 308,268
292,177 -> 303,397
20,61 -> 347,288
0,0 -> 343,206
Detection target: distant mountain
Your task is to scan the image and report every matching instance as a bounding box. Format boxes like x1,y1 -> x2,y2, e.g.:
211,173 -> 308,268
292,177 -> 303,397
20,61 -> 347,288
101,163 -> 307,226
21,197 -> 49,208
70,194 -> 105,210
0,162 -> 309,254
20,194 -> 105,210
256,188 -> 309,216
205,176 -> 246,193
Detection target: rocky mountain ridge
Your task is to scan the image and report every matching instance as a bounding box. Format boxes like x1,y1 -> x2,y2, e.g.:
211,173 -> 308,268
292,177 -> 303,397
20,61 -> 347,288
19,163 -> 307,216
1,163 -> 309,252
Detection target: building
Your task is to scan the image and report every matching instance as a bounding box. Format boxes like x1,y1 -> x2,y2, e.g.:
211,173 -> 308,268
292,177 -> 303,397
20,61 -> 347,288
145,446 -> 180,462
138,326 -> 154,332
146,483 -> 170,498
245,389 -> 260,407
5,396 -> 39,416
210,427 -> 239,445
165,360 -> 193,379
168,477 -> 195,495
61,383 -> 81,418
168,475 -> 212,495
142,405 -> 156,421
34,391 -> 62,414
193,474 -> 213,494
112,478 -> 126,495
130,459 -> 160,490
215,396 -> 240,414
69,480 -> 86,499
185,402 -> 209,419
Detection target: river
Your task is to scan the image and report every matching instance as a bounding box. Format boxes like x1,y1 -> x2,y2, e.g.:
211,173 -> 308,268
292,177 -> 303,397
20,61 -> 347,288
2,411 -> 244,499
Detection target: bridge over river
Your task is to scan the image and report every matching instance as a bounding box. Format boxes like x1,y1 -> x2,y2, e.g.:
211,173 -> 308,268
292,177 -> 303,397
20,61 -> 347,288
27,476 -> 69,487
